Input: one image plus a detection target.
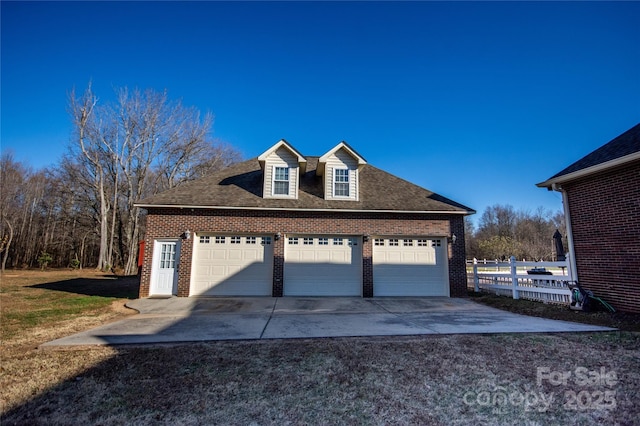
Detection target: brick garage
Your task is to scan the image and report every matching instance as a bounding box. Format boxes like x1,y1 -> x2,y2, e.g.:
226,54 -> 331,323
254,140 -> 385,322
138,209 -> 468,298
137,141 -> 474,299
539,123 -> 640,313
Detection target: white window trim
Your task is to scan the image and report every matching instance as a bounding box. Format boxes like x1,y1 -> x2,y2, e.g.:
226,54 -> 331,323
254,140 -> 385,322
333,168 -> 350,198
272,166 -> 290,197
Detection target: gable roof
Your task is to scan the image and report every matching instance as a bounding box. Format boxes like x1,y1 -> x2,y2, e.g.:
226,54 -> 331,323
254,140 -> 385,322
257,139 -> 307,173
136,157 -> 474,214
316,141 -> 367,176
538,123 -> 640,188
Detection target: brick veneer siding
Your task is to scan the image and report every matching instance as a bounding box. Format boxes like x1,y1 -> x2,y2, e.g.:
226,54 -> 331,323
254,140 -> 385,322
564,161 -> 640,313
139,208 -> 468,299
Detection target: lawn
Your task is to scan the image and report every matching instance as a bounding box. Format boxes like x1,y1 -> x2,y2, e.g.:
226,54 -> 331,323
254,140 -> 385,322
1,270 -> 639,425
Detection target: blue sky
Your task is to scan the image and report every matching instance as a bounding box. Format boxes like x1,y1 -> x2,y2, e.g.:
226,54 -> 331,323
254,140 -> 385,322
2,1 -> 639,225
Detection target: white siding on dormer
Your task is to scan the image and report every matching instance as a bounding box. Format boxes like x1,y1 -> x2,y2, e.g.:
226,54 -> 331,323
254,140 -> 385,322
324,148 -> 359,201
263,146 -> 299,199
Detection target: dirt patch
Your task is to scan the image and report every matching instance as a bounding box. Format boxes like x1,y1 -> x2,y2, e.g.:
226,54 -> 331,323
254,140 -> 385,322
468,291 -> 640,332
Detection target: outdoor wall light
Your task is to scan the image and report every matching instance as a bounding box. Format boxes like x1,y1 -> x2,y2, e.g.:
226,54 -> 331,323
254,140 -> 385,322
451,234 -> 457,244
183,230 -> 191,240
275,232 -> 281,241
363,234 -> 370,242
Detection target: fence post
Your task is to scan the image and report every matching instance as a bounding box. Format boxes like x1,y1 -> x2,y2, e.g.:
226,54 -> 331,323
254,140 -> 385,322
473,258 -> 479,292
510,255 -> 519,299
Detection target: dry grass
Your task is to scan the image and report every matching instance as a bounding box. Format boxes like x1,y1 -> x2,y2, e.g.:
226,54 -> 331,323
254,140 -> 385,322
2,270 -> 639,425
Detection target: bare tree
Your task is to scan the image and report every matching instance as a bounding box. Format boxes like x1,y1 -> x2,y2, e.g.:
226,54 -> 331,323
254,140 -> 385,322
0,153 -> 23,271
68,84 -> 111,271
67,84 -> 242,274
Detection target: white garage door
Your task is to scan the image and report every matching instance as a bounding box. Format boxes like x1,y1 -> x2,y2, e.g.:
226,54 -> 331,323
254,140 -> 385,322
373,238 -> 449,296
191,235 -> 273,296
284,236 -> 362,296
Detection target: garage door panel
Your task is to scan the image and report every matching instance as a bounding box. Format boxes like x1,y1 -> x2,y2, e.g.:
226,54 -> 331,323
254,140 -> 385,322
191,235 -> 273,296
373,238 -> 448,296
284,236 -> 361,296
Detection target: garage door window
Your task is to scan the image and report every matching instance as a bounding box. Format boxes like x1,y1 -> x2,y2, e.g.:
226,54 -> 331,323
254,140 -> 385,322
318,237 -> 328,245
215,236 -> 225,244
288,237 -> 299,245
261,237 -> 272,245
199,236 -> 210,244
333,238 -> 344,245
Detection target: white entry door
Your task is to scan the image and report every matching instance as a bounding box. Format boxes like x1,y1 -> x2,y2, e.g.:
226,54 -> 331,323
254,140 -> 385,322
150,240 -> 180,296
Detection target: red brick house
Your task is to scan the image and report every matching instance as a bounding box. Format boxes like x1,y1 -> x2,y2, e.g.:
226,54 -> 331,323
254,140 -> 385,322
538,123 -> 640,313
136,140 -> 475,299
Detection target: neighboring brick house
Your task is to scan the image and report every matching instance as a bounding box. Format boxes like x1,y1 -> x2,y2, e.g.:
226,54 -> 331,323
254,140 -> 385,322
136,140 -> 475,299
538,123 -> 640,313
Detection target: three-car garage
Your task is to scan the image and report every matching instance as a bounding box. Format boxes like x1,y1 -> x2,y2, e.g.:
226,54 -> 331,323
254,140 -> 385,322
188,233 -> 449,297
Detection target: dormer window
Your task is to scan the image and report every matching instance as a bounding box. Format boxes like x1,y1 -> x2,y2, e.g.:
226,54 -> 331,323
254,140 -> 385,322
273,167 -> 290,195
334,168 -> 350,197
317,142 -> 366,201
258,140 -> 306,200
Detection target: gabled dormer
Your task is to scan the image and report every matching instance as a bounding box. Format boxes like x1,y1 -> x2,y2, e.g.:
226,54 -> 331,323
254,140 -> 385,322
317,141 -> 367,201
258,140 -> 307,199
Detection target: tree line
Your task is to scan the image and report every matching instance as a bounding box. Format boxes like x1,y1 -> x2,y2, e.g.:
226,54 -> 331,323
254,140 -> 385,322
0,84 -> 241,274
465,204 -> 566,262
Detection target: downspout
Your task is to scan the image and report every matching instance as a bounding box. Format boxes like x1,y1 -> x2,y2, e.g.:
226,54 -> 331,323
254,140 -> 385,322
553,183 -> 578,282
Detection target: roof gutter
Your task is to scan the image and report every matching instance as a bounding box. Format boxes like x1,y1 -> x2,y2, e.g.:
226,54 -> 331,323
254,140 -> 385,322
537,151 -> 640,188
134,203 -> 476,215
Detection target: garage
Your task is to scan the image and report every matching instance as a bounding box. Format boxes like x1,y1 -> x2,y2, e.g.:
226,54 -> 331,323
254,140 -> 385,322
373,237 -> 449,296
284,235 -> 362,296
191,234 -> 274,296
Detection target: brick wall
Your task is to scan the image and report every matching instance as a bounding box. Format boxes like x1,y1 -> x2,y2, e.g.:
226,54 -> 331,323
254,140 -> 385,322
139,208 -> 468,298
565,161 -> 640,313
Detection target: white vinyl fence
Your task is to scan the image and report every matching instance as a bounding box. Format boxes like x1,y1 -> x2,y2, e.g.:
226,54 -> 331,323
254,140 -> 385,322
469,255 -> 574,305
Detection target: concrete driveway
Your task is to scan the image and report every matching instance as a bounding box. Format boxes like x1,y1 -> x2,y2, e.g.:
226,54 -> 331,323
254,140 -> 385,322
41,297 -> 614,347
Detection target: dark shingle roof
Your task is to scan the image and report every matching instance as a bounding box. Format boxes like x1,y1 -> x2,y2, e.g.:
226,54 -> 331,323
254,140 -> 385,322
137,157 -> 474,214
548,123 -> 640,180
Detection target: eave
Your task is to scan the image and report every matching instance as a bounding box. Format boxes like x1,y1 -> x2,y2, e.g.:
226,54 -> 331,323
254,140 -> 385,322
134,203 -> 475,215
537,151 -> 640,189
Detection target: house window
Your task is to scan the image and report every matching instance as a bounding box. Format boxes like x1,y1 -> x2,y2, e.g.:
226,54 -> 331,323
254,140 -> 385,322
273,167 -> 290,195
215,236 -> 226,244
246,237 -> 257,244
199,236 -> 210,244
288,237 -> 299,245
334,169 -> 349,197
389,239 -> 399,246
318,237 -> 329,245
303,237 -> 314,245
261,236 -> 272,245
